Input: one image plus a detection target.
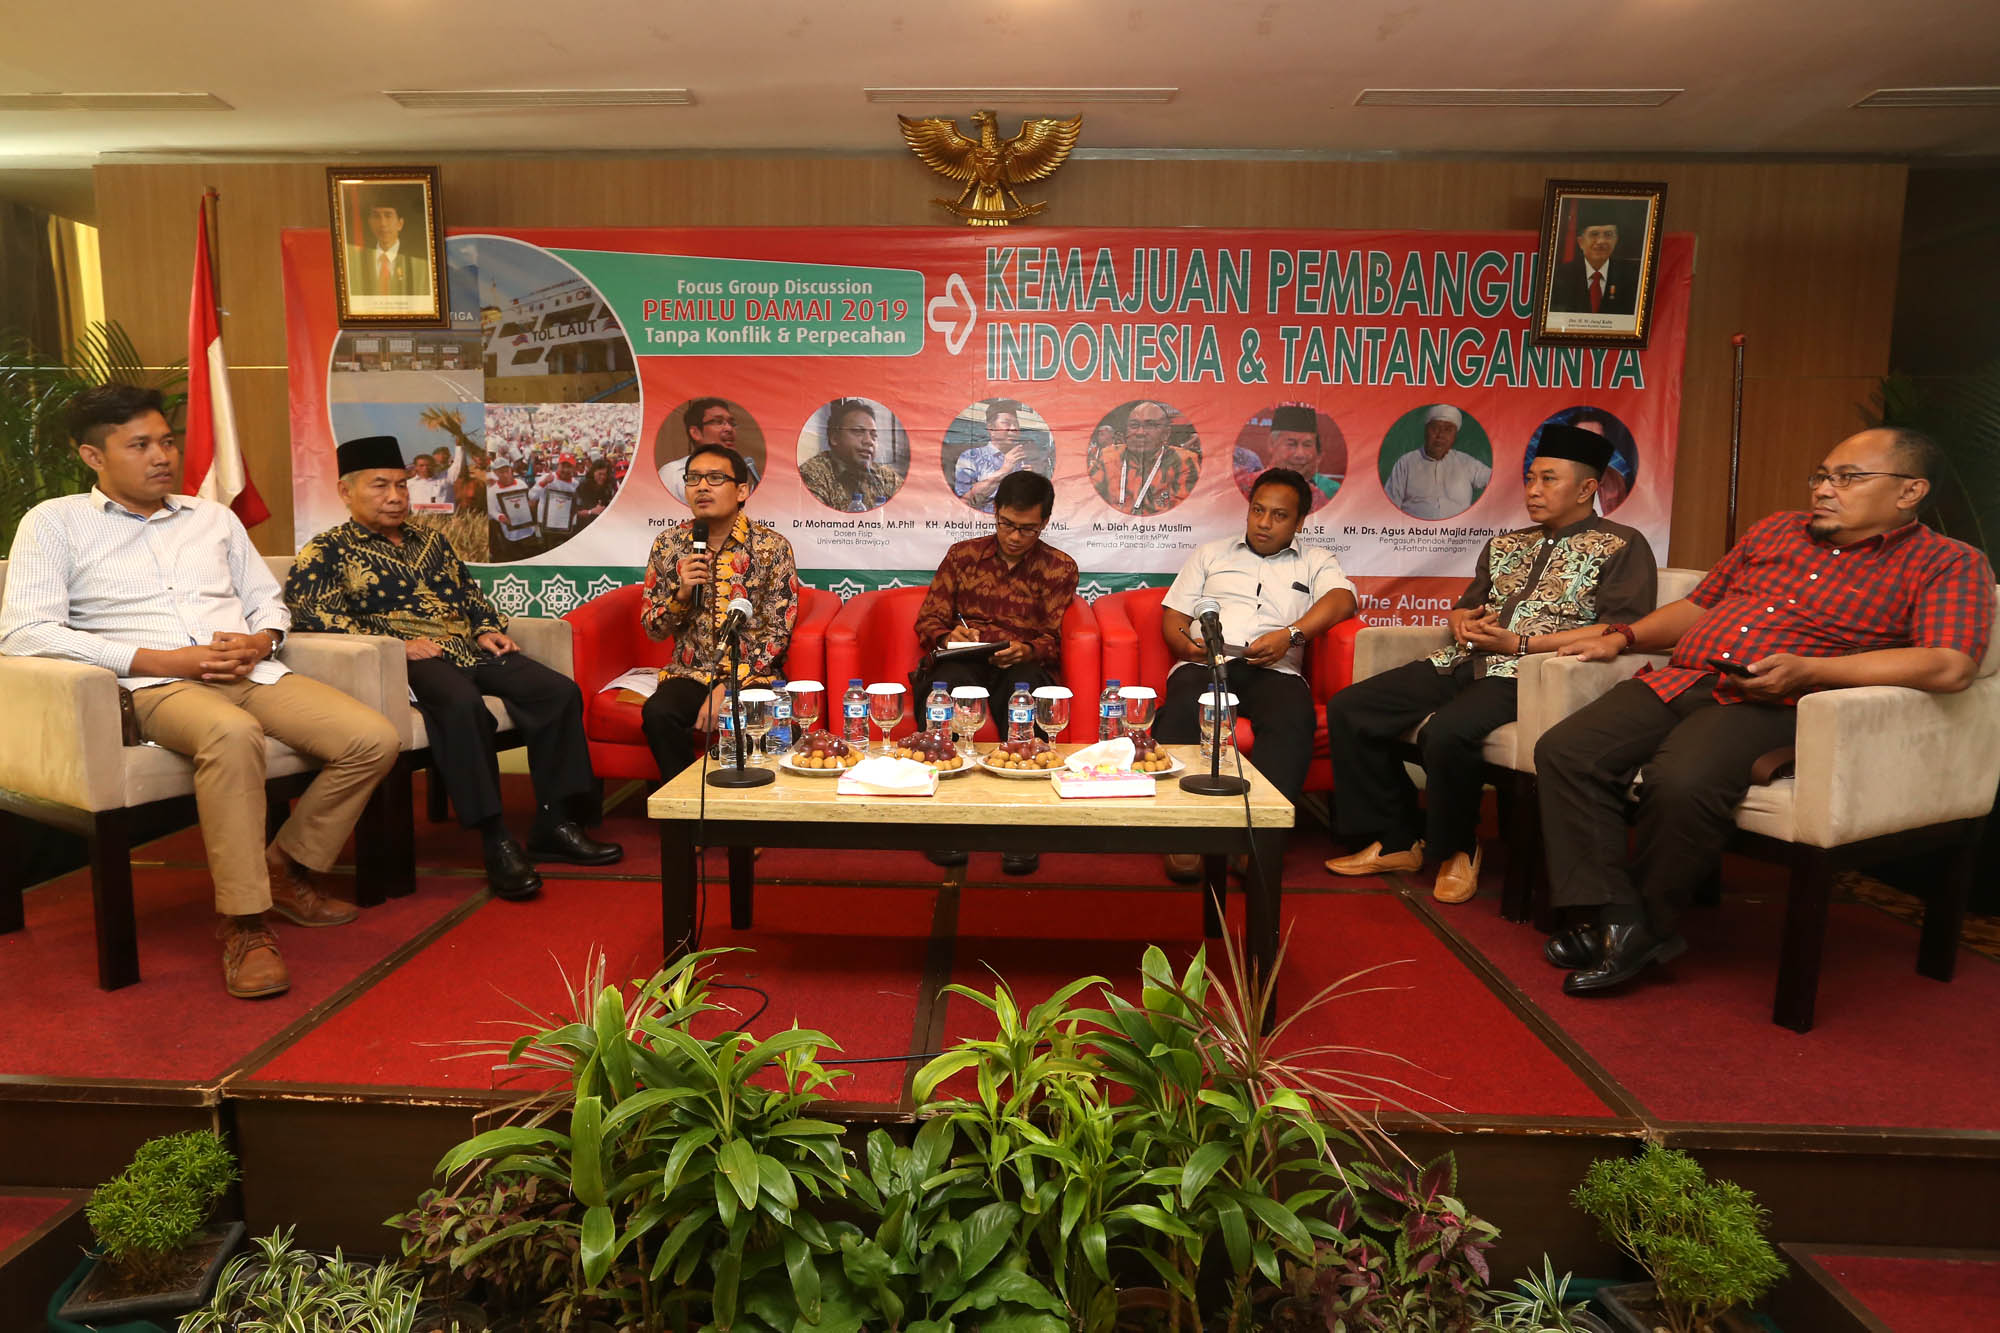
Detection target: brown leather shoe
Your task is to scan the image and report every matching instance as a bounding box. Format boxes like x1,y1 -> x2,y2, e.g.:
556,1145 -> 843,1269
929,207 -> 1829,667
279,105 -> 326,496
268,864 -> 358,927
1324,840 -> 1425,877
1162,853 -> 1203,883
221,923 -> 290,999
1431,847 -> 1483,904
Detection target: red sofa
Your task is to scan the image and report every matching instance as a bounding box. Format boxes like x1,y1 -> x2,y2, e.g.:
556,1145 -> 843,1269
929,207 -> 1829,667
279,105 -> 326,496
566,583 -> 841,780
821,586 -> 1101,743
1092,586 -> 1362,794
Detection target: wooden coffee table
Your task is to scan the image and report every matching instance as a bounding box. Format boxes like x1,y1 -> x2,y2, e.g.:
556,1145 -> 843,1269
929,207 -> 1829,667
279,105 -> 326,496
647,744 -> 1295,990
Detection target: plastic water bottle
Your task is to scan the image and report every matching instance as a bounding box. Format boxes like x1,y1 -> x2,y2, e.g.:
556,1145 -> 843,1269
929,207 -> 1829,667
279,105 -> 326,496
1098,678 -> 1126,741
767,678 -> 793,757
709,690 -> 742,764
842,678 -> 869,747
925,680 -> 953,733
1006,681 -> 1035,742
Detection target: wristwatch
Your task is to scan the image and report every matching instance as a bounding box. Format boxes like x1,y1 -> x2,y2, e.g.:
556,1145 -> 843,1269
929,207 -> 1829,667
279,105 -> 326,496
1287,625 -> 1307,649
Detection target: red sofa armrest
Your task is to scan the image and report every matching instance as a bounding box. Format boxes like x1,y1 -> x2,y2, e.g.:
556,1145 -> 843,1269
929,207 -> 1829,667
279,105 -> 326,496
566,584 -> 653,696
1309,615 -> 1365,704
785,586 -> 841,685
1057,596 -> 1102,742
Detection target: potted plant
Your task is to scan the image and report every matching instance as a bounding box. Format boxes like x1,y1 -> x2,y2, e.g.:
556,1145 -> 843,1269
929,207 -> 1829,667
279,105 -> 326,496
389,1172 -> 582,1331
1571,1145 -> 1784,1333
1489,1257 -> 1614,1332
56,1129 -> 243,1325
179,1229 -> 426,1332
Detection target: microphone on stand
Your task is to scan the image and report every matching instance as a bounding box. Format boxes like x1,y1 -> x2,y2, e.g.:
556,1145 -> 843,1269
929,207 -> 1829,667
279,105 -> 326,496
718,596 -> 753,640
688,519 -> 710,614
1192,597 -> 1227,666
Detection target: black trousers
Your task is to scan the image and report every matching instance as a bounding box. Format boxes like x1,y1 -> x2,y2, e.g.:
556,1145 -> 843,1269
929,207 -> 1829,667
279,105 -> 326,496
640,676 -> 718,782
408,654 -> 596,830
908,656 -> 1057,730
1155,660 -> 1316,804
1325,658 -> 1518,861
1535,677 -> 1798,934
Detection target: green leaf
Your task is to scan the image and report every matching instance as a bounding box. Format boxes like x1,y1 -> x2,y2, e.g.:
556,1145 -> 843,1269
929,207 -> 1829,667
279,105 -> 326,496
957,1200 -> 1017,1281
1080,1219 -> 1110,1283
1180,1140 -> 1234,1203
755,1153 -> 801,1210
660,1125 -> 718,1195
1234,1191 -> 1312,1256
912,1051 -> 980,1103
570,1095 -> 606,1207
1107,1203 -> 1197,1240
943,1269 -> 1068,1318
592,985 -> 635,1097
783,1233 -> 822,1319
839,1236 -> 894,1291
719,1137 -> 761,1210
713,1248 -> 742,1331
600,1085 -> 691,1137
648,1207 -> 716,1280
715,1169 -> 740,1228
1216,1197 -> 1252,1275
737,1027 -> 832,1079
435,1126 -> 565,1177
579,1203 -> 614,1287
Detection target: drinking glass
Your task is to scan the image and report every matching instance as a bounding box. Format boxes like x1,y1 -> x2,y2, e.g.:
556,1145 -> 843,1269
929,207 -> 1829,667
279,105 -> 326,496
950,686 -> 988,759
1119,685 -> 1158,740
737,689 -> 776,766
866,683 -> 906,756
1032,685 -> 1072,743
788,680 -> 824,736
1198,690 -> 1239,763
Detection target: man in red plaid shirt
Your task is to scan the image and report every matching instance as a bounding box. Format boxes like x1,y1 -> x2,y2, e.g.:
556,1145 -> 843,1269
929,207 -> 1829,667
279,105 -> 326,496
1534,428 -> 1995,996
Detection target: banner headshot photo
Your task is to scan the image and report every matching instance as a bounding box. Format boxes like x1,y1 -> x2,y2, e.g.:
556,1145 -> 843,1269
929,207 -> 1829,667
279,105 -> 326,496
797,396 -> 910,514
1087,399 -> 1203,517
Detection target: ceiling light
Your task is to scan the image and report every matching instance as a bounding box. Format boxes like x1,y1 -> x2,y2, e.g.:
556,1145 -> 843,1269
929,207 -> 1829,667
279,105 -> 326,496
1355,88 -> 1681,108
385,89 -> 694,110
0,93 -> 232,111
864,87 -> 1176,105
1854,87 -> 2000,108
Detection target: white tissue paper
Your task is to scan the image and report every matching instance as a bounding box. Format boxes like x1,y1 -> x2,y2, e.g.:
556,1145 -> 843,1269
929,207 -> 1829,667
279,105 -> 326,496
1064,738 -> 1136,772
839,756 -> 939,796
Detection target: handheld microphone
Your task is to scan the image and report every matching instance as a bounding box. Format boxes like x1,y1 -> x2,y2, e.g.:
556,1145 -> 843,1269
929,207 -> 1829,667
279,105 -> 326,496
688,519 -> 710,612
1192,597 -> 1227,665
718,596 -> 753,640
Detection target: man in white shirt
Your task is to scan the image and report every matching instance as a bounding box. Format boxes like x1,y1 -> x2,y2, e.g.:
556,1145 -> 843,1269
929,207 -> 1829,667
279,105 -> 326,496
486,459 -> 538,559
1383,405 -> 1492,521
407,444 -> 462,510
1155,468 -> 1358,880
530,454 -> 582,539
0,385 -> 399,1000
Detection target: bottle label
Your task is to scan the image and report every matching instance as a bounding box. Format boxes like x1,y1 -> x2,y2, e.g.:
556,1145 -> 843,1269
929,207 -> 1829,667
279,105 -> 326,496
928,704 -> 952,725
1102,702 -> 1125,719
718,710 -> 734,730
1009,705 -> 1033,725
844,701 -> 866,719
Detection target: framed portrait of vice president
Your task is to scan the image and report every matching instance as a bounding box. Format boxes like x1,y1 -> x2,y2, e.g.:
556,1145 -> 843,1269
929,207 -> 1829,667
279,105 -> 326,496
328,166 -> 447,327
1532,179 -> 1666,349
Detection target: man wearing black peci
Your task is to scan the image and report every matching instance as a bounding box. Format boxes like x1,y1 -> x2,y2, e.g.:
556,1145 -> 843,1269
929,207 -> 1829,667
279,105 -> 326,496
1322,425 -> 1656,903
286,435 -> 622,905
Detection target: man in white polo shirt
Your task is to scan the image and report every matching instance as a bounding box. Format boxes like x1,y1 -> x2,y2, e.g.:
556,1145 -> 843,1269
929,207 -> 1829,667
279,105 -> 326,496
1384,405 -> 1492,521
1154,467 -> 1357,881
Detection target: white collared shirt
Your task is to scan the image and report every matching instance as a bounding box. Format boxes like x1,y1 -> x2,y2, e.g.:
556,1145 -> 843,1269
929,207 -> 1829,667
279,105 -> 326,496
1384,448 -> 1493,520
1162,534 -> 1354,677
0,489 -> 290,689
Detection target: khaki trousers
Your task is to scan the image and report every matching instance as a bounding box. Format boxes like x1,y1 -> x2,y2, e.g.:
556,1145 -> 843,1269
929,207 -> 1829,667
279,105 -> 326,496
130,674 -> 400,916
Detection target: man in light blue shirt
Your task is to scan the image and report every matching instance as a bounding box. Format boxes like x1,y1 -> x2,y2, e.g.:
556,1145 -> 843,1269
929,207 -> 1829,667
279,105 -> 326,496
1,385 -> 398,1000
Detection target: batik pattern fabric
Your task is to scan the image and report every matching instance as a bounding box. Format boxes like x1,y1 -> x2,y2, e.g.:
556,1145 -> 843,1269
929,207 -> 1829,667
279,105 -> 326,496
1088,442 -> 1200,516
912,536 -> 1079,666
798,452 -> 902,512
641,513 -> 799,686
285,520 -> 503,667
1429,516 -> 1657,680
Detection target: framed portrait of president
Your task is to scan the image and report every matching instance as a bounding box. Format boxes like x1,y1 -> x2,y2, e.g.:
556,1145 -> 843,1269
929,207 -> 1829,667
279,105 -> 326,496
328,166 -> 447,327
1532,179 -> 1666,349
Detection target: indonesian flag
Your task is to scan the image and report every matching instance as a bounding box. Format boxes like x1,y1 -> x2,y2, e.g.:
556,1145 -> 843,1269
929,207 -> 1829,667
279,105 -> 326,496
184,200 -> 268,526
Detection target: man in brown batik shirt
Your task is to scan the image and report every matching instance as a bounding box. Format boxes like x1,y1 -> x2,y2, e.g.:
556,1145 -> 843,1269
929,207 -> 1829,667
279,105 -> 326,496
911,470 -> 1078,874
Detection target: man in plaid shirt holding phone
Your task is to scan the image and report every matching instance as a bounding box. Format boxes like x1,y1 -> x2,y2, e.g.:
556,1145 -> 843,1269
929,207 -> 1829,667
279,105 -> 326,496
1535,427 -> 1995,996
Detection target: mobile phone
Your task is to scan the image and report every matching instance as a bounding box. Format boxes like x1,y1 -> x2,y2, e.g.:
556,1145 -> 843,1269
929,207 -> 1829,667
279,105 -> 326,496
1706,657 -> 1754,678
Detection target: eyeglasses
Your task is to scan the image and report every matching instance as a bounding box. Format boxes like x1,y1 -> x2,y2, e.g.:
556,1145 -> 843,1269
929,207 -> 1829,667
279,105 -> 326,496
683,470 -> 738,489
995,517 -> 1045,538
1127,418 -> 1170,432
1807,469 -> 1917,490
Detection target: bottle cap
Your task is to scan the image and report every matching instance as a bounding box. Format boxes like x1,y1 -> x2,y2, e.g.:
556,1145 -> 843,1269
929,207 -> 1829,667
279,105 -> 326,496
848,678 -> 862,687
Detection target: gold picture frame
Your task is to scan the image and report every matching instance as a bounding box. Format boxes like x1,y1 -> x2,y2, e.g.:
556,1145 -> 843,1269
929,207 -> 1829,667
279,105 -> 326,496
1532,179 -> 1667,349
328,166 -> 446,327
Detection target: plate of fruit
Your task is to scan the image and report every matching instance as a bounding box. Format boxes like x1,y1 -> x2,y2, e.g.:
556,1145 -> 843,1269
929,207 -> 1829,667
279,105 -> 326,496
979,738 -> 1065,777
782,731 -> 864,774
892,728 -> 971,775
1127,733 -> 1183,775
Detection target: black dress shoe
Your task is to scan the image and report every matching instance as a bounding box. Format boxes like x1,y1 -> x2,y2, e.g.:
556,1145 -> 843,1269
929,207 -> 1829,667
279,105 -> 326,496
486,837 -> 544,902
1545,925 -> 1603,970
926,849 -> 969,867
1001,852 -> 1040,876
527,821 -> 624,866
1562,922 -> 1686,996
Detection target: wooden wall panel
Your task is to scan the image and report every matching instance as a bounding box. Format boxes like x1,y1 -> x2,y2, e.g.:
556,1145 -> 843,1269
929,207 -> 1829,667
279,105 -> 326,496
94,157 -> 1906,562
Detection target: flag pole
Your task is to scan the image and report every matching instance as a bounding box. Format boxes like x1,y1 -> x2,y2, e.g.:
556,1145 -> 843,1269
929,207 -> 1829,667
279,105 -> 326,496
203,188 -> 222,314
1725,333 -> 1746,553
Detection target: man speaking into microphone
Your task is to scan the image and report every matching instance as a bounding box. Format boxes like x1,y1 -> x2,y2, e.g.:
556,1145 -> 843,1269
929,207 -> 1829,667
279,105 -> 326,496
1154,468 -> 1356,881
640,442 -> 799,781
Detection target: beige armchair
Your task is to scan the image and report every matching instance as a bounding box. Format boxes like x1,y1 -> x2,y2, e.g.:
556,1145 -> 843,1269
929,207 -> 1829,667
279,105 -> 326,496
1532,592 -> 2000,1031
0,557 -> 394,989
1343,568 -> 1705,920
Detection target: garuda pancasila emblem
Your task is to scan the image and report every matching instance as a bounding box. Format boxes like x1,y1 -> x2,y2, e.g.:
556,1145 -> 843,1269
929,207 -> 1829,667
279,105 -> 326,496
897,109 -> 1083,227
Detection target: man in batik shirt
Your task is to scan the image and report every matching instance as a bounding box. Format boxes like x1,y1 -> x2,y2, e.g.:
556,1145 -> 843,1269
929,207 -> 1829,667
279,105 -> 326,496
639,442 -> 800,780
1324,425 -> 1655,904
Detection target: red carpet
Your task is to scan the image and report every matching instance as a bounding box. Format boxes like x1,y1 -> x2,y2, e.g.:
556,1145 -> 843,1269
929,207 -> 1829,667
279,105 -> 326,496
1812,1253 -> 2000,1332
1442,892 -> 2000,1129
941,888 -> 1613,1121
0,1194 -> 70,1251
0,866 -> 478,1083
247,879 -> 936,1106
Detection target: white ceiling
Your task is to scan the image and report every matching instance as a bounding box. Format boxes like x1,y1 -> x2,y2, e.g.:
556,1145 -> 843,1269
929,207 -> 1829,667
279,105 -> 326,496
2,0 -> 1997,180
